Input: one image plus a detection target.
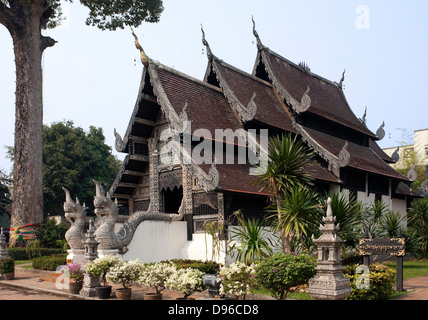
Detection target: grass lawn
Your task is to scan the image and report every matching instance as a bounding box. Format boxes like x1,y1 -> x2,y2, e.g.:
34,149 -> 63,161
383,260 -> 428,280
14,260 -> 33,269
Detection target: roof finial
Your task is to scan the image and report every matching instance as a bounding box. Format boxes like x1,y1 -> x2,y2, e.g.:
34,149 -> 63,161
339,69 -> 346,89
201,24 -> 214,60
376,121 -> 385,140
360,106 -> 367,125
252,15 -> 264,50
131,27 -> 149,67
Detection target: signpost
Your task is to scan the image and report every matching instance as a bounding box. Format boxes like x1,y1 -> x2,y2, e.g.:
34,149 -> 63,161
359,232 -> 405,292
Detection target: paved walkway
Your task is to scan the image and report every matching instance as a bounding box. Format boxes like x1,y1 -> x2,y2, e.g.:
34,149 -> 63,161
0,267 -> 427,300
392,275 -> 428,300
0,268 -> 202,300
0,267 -> 273,301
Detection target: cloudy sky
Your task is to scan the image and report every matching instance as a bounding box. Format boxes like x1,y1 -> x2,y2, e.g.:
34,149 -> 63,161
0,0 -> 427,174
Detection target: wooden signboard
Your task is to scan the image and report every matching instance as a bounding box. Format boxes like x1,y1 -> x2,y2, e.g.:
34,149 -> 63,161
359,237 -> 405,292
359,238 -> 405,257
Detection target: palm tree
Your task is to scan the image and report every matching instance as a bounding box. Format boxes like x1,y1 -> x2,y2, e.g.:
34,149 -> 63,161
228,210 -> 275,265
320,192 -> 365,250
379,211 -> 406,238
252,133 -> 315,253
361,200 -> 389,238
407,198 -> 428,259
269,185 -> 321,253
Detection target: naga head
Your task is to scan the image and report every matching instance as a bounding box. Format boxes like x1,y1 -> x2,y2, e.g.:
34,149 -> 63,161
93,180 -> 118,221
63,187 -> 87,223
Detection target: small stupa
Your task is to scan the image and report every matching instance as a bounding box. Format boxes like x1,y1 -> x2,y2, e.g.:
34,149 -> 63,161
307,198 -> 352,300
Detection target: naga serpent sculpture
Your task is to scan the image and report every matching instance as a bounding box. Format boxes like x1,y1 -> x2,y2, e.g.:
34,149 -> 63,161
63,187 -> 87,250
93,180 -> 185,254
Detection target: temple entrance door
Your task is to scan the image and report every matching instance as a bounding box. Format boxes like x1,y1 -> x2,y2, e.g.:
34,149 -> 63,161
162,186 -> 183,213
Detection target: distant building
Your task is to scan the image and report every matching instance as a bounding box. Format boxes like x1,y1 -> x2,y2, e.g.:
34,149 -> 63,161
383,128 -> 428,170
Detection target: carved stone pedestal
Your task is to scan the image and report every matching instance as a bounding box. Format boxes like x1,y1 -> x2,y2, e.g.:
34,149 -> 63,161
80,220 -> 100,298
0,228 -> 9,259
307,198 -> 352,300
80,273 -> 100,298
66,249 -> 85,265
307,269 -> 352,300
98,249 -> 120,259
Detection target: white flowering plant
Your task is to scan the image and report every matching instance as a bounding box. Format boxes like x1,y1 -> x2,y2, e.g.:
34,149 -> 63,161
107,259 -> 144,289
138,262 -> 177,294
165,267 -> 206,299
85,255 -> 122,287
217,262 -> 257,300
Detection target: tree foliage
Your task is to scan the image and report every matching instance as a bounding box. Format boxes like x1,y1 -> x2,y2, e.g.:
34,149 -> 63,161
252,133 -> 315,202
0,171 -> 12,228
0,0 -> 164,226
252,133 -> 316,254
406,198 -> 428,259
42,121 -> 121,217
0,0 -> 164,31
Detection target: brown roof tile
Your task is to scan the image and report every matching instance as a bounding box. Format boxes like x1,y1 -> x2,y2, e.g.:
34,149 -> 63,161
369,139 -> 395,163
212,60 -> 296,132
303,127 -> 410,181
154,65 -> 242,137
260,49 -> 376,138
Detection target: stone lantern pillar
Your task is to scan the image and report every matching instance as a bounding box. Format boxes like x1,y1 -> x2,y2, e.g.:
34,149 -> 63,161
0,228 -> 9,259
307,198 -> 352,300
80,220 -> 100,297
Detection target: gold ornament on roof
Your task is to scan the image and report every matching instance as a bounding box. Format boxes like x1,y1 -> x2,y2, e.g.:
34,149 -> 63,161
131,27 -> 149,67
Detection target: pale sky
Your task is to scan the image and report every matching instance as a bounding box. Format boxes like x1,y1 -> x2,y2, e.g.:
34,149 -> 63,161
0,0 -> 427,175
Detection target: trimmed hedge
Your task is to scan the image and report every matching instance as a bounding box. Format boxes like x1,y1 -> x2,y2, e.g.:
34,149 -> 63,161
167,259 -> 221,274
8,247 -> 63,260
32,254 -> 67,271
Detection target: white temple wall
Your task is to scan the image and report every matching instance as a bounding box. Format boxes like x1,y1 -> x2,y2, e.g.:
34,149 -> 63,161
118,221 -> 282,265
356,190 -> 376,206
120,220 -> 187,263
334,188 -> 408,224
181,226 -> 282,265
391,198 -> 408,228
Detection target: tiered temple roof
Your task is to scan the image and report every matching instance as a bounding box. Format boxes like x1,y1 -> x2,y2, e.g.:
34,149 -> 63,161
110,24 -> 417,207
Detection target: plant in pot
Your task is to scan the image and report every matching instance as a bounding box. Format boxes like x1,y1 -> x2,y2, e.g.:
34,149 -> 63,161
86,255 -> 122,299
138,262 -> 176,300
61,263 -> 84,294
0,257 -> 15,280
217,262 -> 257,300
165,267 -> 206,300
107,259 -> 143,300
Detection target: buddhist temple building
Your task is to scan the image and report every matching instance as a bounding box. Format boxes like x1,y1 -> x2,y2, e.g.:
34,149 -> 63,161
109,23 -> 420,241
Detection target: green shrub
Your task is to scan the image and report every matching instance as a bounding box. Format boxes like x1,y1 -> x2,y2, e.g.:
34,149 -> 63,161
342,253 -> 363,266
167,259 -> 221,274
8,247 -> 63,260
343,264 -> 396,300
8,248 -> 28,260
32,254 -> 67,271
0,257 -> 15,274
25,240 -> 42,259
38,220 -> 69,248
254,253 -> 317,300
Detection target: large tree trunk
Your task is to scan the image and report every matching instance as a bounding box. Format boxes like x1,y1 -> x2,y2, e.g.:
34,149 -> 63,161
11,20 -> 44,227
0,1 -> 56,228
